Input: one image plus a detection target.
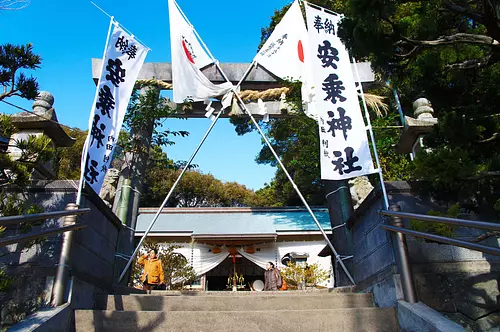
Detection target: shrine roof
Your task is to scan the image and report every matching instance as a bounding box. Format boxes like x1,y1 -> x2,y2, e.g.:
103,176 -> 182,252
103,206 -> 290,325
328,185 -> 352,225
135,207 -> 331,236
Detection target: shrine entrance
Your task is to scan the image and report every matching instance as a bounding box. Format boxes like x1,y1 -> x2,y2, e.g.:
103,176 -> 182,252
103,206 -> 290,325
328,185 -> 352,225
205,254 -> 264,291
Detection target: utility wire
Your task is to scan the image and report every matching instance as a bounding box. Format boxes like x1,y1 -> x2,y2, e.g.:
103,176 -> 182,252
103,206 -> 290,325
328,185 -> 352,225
1,100 -> 76,131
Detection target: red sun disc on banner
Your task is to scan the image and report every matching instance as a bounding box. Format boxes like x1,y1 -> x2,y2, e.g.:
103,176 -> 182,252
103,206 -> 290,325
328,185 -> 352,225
298,40 -> 304,63
182,40 -> 195,64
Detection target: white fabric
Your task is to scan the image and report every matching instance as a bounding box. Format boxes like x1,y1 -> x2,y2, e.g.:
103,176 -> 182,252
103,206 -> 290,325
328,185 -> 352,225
252,1 -> 317,120
168,0 -> 233,103
171,242 -> 228,276
82,23 -> 148,194
165,241 -> 333,286
254,0 -> 307,82
236,243 -> 277,270
305,5 -> 376,180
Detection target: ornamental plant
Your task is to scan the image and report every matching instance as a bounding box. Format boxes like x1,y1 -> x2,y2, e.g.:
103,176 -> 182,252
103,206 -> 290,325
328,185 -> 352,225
280,262 -> 329,289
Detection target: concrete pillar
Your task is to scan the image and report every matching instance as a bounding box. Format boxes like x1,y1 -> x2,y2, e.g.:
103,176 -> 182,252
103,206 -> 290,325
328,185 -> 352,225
324,180 -> 354,287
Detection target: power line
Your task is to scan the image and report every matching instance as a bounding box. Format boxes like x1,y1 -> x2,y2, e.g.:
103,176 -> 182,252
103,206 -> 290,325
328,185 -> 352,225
1,99 -> 76,131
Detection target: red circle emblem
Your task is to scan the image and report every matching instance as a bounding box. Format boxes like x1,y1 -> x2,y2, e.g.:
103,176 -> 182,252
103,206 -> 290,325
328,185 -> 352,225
182,40 -> 195,64
298,40 -> 304,63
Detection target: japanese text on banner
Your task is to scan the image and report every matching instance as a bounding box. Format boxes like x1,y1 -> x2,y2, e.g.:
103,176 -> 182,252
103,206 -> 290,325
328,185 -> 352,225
82,24 -> 148,194
305,5 -> 375,180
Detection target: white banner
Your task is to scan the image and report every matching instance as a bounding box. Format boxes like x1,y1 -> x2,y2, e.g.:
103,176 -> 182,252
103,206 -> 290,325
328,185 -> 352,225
169,0 -> 233,103
305,5 -> 375,180
82,23 -> 148,194
253,1 -> 317,120
254,0 -> 307,82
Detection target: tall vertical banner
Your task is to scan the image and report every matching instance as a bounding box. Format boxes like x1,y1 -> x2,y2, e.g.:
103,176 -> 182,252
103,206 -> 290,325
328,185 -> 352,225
305,5 -> 375,180
82,22 -> 148,194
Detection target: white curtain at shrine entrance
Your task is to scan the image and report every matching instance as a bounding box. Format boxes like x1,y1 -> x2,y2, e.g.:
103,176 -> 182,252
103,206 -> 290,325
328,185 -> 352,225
164,241 -> 333,287
236,243 -> 277,270
168,242 -> 229,277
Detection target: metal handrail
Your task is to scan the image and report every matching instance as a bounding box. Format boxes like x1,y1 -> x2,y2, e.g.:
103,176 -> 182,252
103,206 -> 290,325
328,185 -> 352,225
378,205 -> 500,304
381,224 -> 500,256
0,223 -> 87,247
378,210 -> 500,231
0,208 -> 91,226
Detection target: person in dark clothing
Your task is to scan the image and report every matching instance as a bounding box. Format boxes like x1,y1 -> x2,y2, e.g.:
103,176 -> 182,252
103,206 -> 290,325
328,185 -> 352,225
264,261 -> 282,291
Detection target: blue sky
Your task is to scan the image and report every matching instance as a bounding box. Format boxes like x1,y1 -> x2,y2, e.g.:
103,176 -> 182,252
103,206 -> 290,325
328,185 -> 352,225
0,0 -> 292,190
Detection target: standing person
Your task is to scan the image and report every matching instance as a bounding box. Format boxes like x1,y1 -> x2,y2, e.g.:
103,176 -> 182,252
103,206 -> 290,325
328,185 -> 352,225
264,261 -> 282,291
138,249 -> 165,291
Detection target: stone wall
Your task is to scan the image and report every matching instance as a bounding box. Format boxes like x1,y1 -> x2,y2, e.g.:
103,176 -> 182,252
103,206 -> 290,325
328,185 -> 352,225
348,181 -> 500,331
0,180 -> 131,327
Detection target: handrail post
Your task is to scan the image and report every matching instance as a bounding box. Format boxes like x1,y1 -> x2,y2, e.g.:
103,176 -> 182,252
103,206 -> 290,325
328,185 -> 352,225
389,204 -> 418,303
52,203 -> 78,306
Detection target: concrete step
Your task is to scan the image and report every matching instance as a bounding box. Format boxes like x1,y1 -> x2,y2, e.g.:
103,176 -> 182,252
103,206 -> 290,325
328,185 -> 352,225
144,287 -> 355,296
75,308 -> 398,332
96,293 -> 374,311
111,285 -> 146,295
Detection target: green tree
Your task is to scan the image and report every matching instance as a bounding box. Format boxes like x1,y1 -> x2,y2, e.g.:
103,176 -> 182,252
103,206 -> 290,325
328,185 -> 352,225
131,240 -> 197,290
0,43 -> 45,317
230,81 -> 326,206
250,181 -> 285,207
55,127 -> 87,179
0,43 -> 41,101
0,114 -> 51,293
232,1 -> 408,206
141,167 -> 266,208
340,0 -> 500,216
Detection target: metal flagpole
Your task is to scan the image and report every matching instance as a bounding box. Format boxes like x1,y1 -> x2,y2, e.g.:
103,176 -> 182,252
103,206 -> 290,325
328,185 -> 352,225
351,57 -> 390,209
76,16 -> 115,206
91,2 -> 151,51
117,109 -> 224,283
118,0 -> 240,284
213,61 -> 356,285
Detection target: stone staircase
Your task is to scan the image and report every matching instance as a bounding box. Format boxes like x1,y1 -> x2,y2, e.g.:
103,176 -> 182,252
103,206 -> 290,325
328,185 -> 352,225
74,289 -> 398,332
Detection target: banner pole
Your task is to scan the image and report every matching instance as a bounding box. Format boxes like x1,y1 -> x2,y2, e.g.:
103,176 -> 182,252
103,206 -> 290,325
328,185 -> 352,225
117,110 -> 223,284
210,60 -> 356,285
233,91 -> 355,285
91,2 -> 150,50
351,57 -> 390,209
76,16 -> 115,207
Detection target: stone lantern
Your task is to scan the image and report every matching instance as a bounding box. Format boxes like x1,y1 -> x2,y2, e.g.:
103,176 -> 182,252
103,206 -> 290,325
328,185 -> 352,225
395,98 -> 438,159
7,91 -> 75,179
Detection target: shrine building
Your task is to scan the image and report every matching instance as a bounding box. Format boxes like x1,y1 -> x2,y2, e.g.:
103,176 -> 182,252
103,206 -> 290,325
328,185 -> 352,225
135,207 -> 334,291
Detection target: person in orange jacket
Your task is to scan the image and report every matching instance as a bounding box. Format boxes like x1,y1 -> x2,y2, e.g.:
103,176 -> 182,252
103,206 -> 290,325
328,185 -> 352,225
138,249 -> 165,290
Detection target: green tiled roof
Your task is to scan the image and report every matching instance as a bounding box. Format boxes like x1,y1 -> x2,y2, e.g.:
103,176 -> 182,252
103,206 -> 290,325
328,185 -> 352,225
135,208 -> 331,235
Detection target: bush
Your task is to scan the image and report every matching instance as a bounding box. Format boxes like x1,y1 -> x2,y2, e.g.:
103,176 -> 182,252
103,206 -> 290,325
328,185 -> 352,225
410,203 -> 460,238
280,263 -> 328,289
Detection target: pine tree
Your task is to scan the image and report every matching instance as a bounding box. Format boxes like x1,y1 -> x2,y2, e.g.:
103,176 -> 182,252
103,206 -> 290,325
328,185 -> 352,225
0,43 -> 41,101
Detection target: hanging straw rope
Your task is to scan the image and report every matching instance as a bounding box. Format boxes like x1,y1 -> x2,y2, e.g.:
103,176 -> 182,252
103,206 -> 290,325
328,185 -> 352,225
136,79 -> 172,90
237,87 -> 289,101
135,79 -> 388,116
